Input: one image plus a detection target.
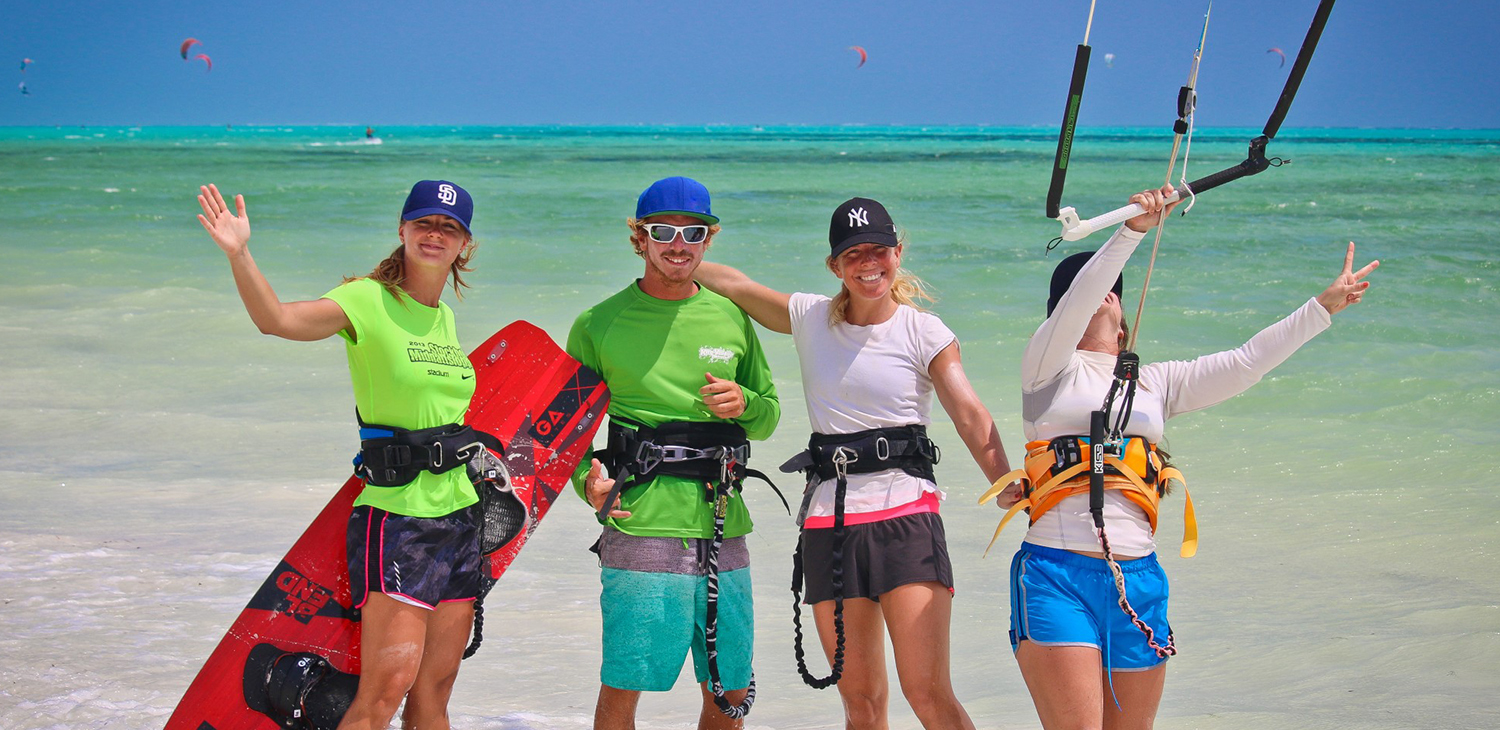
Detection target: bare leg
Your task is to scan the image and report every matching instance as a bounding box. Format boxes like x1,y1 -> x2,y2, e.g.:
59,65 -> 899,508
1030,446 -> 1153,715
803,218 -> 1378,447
813,597 -> 889,730
594,684 -> 640,730
400,599 -> 475,730
1014,641 -> 1105,730
696,683 -> 749,730
1101,664 -> 1166,730
336,593 -> 430,730
881,582 -> 974,730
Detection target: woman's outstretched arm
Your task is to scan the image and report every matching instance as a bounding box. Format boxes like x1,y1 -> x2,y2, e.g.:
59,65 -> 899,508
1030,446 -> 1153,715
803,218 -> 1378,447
695,261 -> 793,334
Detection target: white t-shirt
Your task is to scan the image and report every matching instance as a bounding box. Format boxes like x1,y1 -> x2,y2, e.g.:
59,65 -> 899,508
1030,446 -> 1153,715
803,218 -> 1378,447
787,292 -> 957,520
1020,226 -> 1333,556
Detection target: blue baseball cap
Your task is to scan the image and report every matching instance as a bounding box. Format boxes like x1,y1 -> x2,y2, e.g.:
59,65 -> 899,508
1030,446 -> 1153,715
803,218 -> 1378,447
402,180 -> 473,234
636,176 -> 718,224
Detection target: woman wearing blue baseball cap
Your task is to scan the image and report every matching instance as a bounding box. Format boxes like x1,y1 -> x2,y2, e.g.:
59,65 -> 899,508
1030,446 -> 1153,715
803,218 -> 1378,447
196,180 -> 487,729
695,197 -> 1011,730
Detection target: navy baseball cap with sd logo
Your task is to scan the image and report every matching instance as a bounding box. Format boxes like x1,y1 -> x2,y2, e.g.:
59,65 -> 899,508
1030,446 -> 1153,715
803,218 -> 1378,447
402,180 -> 473,234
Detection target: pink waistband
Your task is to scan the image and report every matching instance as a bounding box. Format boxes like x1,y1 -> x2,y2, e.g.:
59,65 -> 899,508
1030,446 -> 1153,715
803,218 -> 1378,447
802,491 -> 940,530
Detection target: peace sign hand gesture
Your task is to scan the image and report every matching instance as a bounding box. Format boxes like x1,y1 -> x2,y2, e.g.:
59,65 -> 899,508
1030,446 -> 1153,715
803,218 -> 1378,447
197,184 -> 251,258
1316,242 -> 1379,316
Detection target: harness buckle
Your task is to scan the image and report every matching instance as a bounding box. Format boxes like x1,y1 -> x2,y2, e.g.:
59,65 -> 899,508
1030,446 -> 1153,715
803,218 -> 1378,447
875,437 -> 891,462
456,440 -> 485,464
431,441 -> 445,469
382,444 -> 413,467
633,442 -> 664,476
657,445 -> 705,463
831,446 -> 858,479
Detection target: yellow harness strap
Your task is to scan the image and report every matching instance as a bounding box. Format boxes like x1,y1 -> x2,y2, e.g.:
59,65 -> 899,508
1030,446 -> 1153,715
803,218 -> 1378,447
979,441 -> 1197,558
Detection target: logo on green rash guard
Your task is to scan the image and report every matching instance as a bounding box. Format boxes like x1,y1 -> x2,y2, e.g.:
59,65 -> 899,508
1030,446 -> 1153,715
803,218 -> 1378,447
407,342 -> 472,370
699,346 -> 734,365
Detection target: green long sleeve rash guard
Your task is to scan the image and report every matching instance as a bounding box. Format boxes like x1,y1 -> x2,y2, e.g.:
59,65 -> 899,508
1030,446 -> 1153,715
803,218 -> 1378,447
567,280 -> 780,539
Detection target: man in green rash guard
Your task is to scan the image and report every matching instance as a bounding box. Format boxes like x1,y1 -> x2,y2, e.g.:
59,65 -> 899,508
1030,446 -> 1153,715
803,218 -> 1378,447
567,176 -> 780,729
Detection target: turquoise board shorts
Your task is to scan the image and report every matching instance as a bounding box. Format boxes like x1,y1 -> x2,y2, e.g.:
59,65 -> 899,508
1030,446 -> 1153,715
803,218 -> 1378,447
1009,541 -> 1172,672
596,529 -> 754,692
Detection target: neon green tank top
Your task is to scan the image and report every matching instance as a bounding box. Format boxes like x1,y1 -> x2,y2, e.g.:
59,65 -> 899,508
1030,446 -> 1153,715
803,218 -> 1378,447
322,278 -> 478,517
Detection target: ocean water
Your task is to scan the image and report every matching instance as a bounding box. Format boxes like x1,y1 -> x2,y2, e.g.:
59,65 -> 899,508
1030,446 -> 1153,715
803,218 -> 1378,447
1,125 -> 1497,729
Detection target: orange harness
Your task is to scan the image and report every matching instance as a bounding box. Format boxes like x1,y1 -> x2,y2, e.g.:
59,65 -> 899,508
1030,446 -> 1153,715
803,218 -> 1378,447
980,437 -> 1197,558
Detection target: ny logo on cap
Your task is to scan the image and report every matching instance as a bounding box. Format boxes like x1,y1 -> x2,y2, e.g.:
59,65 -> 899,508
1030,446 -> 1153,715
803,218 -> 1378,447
438,184 -> 458,206
848,207 -> 869,227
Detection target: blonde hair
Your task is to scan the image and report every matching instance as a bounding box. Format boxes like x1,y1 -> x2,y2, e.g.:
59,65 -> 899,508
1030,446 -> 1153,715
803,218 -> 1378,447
825,233 -> 935,325
626,217 -> 721,258
345,221 -> 475,301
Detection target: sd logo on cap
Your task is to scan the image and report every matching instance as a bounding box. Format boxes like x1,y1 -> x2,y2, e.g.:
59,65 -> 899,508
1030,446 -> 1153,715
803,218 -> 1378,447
402,180 -> 473,234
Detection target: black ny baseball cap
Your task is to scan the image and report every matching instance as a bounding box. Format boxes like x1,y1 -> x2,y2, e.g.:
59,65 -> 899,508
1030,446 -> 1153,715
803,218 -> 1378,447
829,197 -> 898,257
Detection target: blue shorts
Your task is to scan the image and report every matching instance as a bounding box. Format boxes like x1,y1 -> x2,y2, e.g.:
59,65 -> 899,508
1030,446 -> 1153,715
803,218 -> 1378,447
596,529 -> 754,692
348,504 -> 483,611
1009,542 -> 1173,671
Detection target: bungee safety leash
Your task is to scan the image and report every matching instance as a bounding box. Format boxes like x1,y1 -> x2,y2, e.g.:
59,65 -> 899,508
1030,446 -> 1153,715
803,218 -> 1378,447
1047,0 -> 1339,243
789,448 -> 850,689
702,449 -> 757,719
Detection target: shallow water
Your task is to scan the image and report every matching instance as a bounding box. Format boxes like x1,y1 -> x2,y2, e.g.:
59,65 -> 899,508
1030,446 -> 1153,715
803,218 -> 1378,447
1,125 -> 1497,728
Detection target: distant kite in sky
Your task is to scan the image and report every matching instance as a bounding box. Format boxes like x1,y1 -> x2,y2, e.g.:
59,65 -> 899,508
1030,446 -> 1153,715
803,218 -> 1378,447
1267,47 -> 1286,68
20,58 -> 33,72
849,46 -> 867,68
19,81 -> 30,96
1104,52 -> 1115,68
194,53 -> 212,72
180,38 -> 202,60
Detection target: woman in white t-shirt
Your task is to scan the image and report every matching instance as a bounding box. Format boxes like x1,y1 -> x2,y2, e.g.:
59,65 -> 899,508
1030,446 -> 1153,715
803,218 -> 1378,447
696,197 -> 1011,730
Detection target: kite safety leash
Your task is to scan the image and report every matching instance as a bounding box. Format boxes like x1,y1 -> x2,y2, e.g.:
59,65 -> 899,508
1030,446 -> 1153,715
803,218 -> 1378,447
703,450 -> 757,719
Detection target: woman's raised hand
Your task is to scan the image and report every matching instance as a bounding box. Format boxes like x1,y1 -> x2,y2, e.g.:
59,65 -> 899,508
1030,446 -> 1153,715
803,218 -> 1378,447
1124,184 -> 1183,233
197,184 -> 251,257
1317,241 -> 1379,315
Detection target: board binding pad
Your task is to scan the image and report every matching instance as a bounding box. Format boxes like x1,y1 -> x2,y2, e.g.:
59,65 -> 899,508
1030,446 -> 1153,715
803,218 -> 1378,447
165,321 -> 608,730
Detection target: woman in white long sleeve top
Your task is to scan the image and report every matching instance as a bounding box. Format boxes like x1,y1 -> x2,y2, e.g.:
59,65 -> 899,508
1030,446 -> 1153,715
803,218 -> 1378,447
993,186 -> 1378,729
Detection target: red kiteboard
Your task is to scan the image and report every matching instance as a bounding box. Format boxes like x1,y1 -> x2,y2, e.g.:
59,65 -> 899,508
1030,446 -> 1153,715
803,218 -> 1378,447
166,321 -> 607,730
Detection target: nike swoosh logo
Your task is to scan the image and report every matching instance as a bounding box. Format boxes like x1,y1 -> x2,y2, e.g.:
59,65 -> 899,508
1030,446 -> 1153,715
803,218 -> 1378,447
462,374 -> 474,380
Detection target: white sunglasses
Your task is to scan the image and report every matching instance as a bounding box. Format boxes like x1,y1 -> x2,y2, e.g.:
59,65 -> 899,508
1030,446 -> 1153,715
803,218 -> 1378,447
641,223 -> 710,244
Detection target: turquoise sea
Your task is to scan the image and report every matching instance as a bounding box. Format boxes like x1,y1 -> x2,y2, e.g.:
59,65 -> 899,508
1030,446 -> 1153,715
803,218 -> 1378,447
1,125 -> 1497,729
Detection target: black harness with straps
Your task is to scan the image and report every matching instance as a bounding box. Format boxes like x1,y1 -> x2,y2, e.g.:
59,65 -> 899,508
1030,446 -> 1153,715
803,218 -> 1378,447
780,424 -> 941,689
593,418 -> 787,520
354,415 -> 505,488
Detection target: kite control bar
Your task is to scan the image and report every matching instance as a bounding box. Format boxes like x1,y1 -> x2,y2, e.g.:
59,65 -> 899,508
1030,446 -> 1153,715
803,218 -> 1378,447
1056,136 -> 1273,241
1051,0 -> 1336,242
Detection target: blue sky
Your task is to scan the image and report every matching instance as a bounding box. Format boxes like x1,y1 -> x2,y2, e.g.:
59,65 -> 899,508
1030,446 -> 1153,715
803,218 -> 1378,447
2,0 -> 1494,128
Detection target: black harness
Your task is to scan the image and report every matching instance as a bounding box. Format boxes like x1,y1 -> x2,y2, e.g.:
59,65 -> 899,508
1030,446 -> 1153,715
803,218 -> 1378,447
780,424 -> 940,689
354,416 -> 504,488
593,418 -> 787,520
593,417 -> 786,719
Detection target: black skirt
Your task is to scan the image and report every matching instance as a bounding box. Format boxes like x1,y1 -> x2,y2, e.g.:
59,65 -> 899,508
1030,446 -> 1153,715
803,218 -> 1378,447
799,511 -> 953,604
